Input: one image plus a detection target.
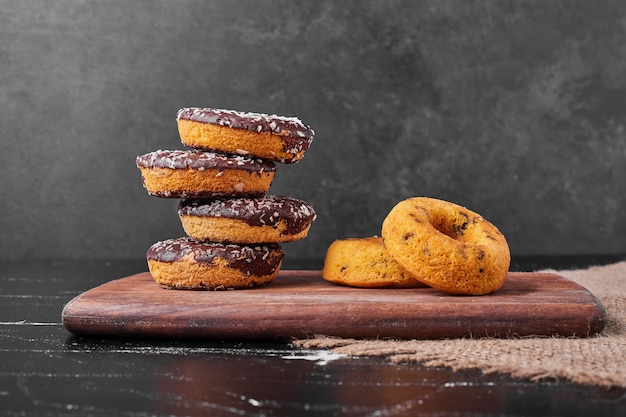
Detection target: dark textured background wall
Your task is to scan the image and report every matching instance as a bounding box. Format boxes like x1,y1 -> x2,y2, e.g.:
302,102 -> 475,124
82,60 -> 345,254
1,0 -> 625,265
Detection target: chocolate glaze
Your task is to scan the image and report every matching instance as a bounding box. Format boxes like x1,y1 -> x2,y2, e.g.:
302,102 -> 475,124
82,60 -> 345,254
178,196 -> 317,235
147,237 -> 284,276
176,108 -> 314,139
176,108 -> 314,158
135,150 -> 275,173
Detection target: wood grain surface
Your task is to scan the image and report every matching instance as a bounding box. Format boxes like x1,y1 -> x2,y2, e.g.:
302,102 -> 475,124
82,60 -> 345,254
62,270 -> 606,340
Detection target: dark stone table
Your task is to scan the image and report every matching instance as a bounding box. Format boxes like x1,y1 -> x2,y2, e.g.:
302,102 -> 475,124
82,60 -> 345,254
1,256 -> 625,417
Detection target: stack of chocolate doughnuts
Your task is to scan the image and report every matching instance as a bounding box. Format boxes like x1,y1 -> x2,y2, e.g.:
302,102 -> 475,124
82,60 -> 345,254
136,107 -> 317,290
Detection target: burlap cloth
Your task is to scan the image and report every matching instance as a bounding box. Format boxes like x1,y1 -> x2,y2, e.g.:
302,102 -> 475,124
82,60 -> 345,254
293,261 -> 626,388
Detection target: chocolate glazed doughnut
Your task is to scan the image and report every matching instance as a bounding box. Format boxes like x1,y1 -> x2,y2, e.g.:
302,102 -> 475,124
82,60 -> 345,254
381,197 -> 510,295
146,237 -> 285,290
176,107 -> 314,163
135,150 -> 276,198
178,196 -> 317,244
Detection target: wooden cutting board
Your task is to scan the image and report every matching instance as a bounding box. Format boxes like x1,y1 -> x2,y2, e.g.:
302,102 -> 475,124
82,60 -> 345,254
62,270 -> 606,340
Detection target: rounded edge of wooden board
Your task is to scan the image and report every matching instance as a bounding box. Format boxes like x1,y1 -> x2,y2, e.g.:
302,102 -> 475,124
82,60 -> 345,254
61,273 -> 150,335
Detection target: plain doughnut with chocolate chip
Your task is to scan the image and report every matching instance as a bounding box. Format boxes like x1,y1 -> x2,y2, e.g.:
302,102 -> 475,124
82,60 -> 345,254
381,197 -> 510,295
322,237 -> 427,288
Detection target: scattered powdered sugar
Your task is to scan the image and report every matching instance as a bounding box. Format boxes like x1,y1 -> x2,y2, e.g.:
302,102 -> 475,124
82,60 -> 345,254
282,351 -> 347,365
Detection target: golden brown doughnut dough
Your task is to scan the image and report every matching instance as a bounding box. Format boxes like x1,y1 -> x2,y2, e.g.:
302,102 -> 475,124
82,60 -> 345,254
322,237 -> 426,288
381,197 -> 510,295
146,237 -> 284,290
176,108 -> 314,164
136,150 -> 275,198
